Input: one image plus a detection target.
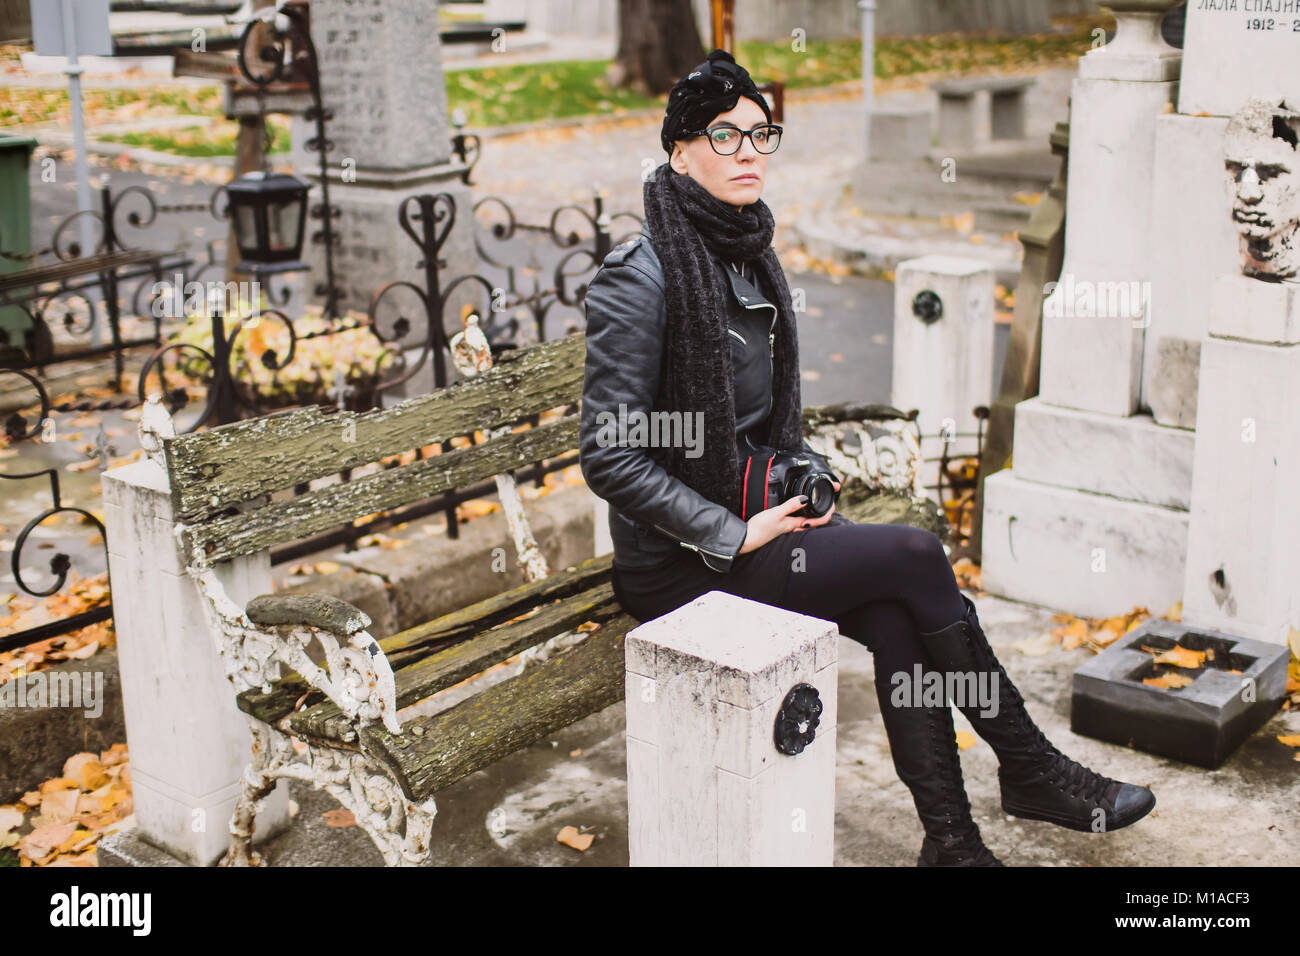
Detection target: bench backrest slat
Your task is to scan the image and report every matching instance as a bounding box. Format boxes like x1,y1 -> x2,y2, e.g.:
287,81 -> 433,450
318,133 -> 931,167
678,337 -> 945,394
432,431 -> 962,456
162,332 -> 585,523
183,414 -> 579,564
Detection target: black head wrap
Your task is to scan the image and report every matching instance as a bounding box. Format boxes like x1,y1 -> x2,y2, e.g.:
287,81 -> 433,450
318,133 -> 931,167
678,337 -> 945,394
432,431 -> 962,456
661,49 -> 773,156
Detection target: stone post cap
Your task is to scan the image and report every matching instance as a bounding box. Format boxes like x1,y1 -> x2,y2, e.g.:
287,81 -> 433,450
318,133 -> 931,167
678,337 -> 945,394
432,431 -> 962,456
625,591 -> 838,708
898,254 -> 993,278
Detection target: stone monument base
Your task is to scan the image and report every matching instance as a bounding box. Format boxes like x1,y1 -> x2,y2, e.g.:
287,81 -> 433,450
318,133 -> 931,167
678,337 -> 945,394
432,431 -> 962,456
980,395 -> 1196,618
981,470 -> 1189,620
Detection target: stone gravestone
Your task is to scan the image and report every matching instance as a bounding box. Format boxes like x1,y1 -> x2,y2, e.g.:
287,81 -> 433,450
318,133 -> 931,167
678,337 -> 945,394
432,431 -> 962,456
1180,97 -> 1300,645
1145,0 -> 1300,429
290,0 -> 479,400
982,0 -> 1300,633
981,1 -> 1191,618
1179,0 -> 1300,118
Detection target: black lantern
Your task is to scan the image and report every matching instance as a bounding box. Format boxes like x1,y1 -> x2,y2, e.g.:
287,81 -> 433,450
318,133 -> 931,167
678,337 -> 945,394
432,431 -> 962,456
225,170 -> 310,274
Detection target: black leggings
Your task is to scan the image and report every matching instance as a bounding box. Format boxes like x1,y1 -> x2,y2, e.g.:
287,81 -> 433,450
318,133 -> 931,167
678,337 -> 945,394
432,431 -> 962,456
613,521 -> 968,670
781,521 -> 967,635
783,524 -> 968,701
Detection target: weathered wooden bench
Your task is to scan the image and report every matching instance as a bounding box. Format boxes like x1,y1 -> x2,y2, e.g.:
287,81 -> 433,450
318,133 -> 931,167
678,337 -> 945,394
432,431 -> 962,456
144,328 -> 947,867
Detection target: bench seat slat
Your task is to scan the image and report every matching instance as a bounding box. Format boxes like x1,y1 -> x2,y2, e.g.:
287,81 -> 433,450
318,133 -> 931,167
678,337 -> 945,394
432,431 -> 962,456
183,415 -> 578,563
380,553 -> 614,664
358,613 -> 635,802
289,581 -> 622,741
234,553 -> 615,726
163,332 -> 585,521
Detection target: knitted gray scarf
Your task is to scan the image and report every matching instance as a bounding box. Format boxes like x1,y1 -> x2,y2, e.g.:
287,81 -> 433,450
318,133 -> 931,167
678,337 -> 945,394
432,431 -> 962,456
642,161 -> 803,518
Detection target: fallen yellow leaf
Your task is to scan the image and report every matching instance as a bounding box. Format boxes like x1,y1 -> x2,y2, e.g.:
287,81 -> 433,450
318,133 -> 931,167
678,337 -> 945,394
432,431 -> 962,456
556,825 -> 593,851
18,821 -> 77,859
322,808 -> 355,828
39,790 -> 79,825
1143,672 -> 1194,689
44,849 -> 97,867
1151,645 -> 1206,669
38,777 -> 79,795
78,759 -> 110,791
55,828 -> 95,854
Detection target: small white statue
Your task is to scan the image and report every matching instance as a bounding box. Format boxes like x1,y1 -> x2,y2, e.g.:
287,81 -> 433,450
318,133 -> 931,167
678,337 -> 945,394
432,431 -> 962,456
139,391 -> 177,468
1223,97 -> 1300,281
449,313 -> 494,377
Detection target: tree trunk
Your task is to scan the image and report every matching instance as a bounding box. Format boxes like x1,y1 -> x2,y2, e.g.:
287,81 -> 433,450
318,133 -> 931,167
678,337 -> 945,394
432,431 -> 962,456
612,0 -> 708,97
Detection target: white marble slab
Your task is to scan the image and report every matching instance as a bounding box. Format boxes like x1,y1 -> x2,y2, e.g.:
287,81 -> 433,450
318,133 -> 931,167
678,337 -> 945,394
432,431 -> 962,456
1180,0 -> 1300,117
980,470 -> 1190,619
1011,396 -> 1196,509
1181,335 -> 1300,645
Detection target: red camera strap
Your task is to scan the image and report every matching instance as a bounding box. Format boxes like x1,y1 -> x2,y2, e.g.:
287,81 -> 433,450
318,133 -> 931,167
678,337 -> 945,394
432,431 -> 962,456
740,450 -> 777,520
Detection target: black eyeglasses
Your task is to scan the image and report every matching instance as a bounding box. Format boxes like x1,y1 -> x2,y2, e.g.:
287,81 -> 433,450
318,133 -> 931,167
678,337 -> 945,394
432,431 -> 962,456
686,123 -> 784,156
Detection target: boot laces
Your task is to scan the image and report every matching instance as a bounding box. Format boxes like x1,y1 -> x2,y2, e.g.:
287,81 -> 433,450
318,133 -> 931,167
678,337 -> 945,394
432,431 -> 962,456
959,608 -> 1113,807
1039,750 -> 1116,804
926,704 -> 980,844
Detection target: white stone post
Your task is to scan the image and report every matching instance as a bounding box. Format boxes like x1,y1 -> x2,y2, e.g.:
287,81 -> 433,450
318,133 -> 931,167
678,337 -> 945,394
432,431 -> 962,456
102,458 -> 290,866
624,591 -> 838,866
892,255 -> 995,506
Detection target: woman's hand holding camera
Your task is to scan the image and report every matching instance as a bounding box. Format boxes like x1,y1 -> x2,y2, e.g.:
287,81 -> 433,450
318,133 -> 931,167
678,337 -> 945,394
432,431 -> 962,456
737,480 -> 841,555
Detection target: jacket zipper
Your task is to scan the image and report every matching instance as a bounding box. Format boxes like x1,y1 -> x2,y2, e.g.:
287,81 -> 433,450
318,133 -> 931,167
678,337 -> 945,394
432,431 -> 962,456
650,521 -> 731,560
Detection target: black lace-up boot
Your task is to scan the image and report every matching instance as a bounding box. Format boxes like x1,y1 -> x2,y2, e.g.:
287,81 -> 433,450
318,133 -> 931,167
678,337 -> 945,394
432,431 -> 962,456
873,665 -> 1002,866
918,593 -> 1155,833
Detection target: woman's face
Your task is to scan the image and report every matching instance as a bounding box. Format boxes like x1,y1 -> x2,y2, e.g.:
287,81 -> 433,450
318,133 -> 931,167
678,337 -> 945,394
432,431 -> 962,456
669,97 -> 771,212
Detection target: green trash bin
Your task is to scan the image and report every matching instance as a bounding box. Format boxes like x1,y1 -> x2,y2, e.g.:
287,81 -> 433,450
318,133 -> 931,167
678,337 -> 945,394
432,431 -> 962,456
0,132 -> 38,360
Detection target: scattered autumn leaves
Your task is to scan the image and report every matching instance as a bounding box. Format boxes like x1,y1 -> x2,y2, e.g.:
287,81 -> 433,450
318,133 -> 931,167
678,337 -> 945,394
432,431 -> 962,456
0,572 -> 115,682
171,306 -> 398,411
1,744 -> 132,868
948,564 -> 1300,762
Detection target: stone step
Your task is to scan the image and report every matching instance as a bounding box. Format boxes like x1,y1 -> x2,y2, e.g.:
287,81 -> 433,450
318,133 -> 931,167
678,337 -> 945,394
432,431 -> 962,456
980,469 -> 1189,620
1011,397 -> 1196,511
972,200 -> 1035,234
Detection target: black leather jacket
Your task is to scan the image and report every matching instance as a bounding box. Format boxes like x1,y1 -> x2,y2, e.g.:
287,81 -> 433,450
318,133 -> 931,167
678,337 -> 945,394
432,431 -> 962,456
580,226 -> 840,573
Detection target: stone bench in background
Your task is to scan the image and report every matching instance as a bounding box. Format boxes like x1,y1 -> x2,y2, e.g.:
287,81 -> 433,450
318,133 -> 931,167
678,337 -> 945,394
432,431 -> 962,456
932,76 -> 1037,151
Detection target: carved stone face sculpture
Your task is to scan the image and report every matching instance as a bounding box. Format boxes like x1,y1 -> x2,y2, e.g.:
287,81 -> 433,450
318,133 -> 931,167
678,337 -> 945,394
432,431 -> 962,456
1223,97 -> 1300,281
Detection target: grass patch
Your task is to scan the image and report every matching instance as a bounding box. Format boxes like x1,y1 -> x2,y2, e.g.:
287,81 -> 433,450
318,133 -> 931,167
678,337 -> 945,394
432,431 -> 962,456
1,15 -> 1112,151
98,118 -> 292,157
446,58 -> 662,127
742,15 -> 1113,90
0,83 -> 220,128
445,15 -> 1111,127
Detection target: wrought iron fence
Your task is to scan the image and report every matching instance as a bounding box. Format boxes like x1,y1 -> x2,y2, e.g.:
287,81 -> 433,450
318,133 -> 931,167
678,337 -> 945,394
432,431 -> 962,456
0,181 -> 221,384
0,186 -> 638,653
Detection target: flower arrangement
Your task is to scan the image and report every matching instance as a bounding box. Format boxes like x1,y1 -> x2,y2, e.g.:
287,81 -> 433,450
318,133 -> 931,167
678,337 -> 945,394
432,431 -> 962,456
169,301 -> 398,412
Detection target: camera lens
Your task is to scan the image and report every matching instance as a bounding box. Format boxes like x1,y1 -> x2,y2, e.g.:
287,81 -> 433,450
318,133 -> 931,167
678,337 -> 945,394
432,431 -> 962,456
794,473 -> 835,517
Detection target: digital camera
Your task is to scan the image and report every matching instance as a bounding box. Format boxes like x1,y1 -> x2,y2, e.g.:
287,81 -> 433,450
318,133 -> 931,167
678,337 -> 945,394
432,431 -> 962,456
739,444 -> 840,520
